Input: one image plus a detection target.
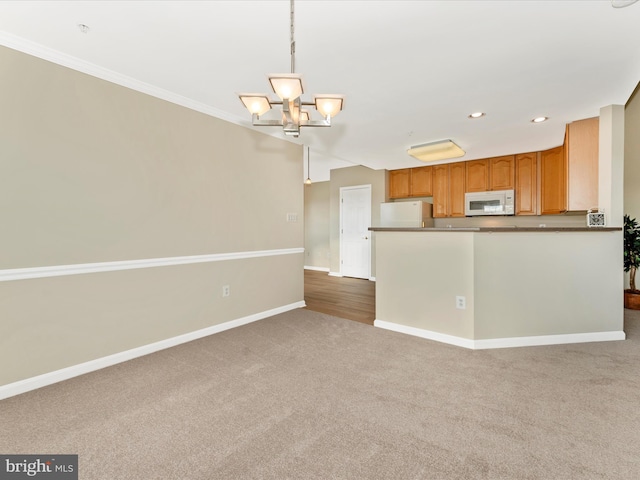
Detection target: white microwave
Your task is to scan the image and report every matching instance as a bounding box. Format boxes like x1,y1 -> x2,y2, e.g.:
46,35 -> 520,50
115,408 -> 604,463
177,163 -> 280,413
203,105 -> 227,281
465,189 -> 515,216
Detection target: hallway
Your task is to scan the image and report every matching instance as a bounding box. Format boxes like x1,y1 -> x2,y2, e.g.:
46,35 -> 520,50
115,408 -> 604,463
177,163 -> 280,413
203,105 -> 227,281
303,269 -> 375,325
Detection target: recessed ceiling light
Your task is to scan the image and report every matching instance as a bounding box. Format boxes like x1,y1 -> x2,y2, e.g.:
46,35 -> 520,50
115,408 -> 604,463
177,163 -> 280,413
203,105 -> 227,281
77,24 -> 90,34
468,112 -> 485,119
531,116 -> 549,123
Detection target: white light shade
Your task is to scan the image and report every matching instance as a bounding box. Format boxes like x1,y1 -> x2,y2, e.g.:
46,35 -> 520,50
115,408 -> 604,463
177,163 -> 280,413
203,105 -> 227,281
268,74 -> 303,100
314,96 -> 344,117
238,95 -> 271,116
612,0 -> 638,7
407,140 -> 465,162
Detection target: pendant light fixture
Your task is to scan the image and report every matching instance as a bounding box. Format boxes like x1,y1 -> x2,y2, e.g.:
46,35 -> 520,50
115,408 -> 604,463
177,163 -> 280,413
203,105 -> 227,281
305,146 -> 312,185
238,0 -> 344,138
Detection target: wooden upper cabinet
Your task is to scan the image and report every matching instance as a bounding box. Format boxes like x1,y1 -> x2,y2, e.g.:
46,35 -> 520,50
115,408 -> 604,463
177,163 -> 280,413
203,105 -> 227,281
465,160 -> 489,192
515,152 -> 537,215
432,162 -> 465,217
466,156 -> 514,192
389,169 -> 410,199
540,145 -> 567,215
490,155 -> 515,190
410,166 -> 433,197
567,117 -> 599,211
388,166 -> 432,198
387,117 -> 595,214
432,164 -> 449,218
449,162 -> 466,217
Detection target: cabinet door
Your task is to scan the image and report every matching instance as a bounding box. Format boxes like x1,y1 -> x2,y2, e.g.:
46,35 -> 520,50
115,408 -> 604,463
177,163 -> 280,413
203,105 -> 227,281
567,117 -> 599,211
432,164 -> 449,218
389,169 -> 410,199
465,159 -> 489,192
515,153 -> 537,215
410,166 -> 433,197
449,162 -> 466,217
540,146 -> 567,215
490,155 -> 515,191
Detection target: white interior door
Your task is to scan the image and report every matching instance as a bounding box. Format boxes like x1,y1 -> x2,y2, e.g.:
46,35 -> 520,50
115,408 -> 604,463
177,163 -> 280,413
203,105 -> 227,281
340,185 -> 372,279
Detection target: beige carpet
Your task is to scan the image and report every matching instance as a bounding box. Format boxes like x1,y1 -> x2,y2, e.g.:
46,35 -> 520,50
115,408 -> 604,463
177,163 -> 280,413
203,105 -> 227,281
1,308 -> 639,479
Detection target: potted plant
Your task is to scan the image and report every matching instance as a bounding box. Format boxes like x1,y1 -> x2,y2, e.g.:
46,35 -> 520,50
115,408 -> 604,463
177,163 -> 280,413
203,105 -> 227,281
624,214 -> 640,309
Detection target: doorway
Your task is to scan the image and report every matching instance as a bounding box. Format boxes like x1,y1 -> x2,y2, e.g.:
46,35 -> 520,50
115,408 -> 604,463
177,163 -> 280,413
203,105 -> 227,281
339,184 -> 372,279
304,269 -> 375,325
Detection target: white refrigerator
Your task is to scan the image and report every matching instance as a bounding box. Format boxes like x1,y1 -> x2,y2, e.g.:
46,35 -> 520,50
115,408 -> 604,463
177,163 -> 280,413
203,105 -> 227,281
379,201 -> 434,228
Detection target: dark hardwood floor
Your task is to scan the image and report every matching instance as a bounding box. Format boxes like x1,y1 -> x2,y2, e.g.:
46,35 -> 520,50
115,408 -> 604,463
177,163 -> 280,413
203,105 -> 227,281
303,269 -> 375,325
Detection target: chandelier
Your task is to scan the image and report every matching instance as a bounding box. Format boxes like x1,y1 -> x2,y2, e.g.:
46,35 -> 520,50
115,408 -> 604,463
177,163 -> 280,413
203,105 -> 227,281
238,0 -> 344,137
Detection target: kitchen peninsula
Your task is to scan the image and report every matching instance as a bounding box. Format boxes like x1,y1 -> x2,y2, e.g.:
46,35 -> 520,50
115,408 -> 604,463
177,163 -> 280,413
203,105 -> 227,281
369,226 -> 624,349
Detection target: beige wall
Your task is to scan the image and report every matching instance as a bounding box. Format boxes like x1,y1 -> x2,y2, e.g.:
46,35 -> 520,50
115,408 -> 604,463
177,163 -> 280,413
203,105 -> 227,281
624,84 -> 640,290
329,165 -> 386,276
599,105 -> 625,227
0,46 -> 304,386
375,231 -> 475,339
375,230 -> 622,342
2,255 -> 303,384
304,181 -> 330,270
625,85 -> 640,226
474,231 -> 622,339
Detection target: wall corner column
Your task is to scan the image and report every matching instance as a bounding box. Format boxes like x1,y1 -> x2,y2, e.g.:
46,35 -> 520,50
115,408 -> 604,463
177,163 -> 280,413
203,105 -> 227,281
599,104 -> 625,227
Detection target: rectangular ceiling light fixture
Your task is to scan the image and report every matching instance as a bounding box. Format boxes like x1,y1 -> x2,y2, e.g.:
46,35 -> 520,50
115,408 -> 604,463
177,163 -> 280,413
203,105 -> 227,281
407,140 -> 465,162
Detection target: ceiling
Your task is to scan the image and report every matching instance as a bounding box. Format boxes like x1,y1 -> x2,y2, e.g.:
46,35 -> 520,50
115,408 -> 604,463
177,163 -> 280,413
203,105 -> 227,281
1,1 -> 639,182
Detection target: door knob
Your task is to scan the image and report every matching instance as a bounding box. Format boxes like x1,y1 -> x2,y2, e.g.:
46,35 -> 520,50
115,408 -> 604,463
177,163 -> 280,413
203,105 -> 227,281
363,236 -> 369,240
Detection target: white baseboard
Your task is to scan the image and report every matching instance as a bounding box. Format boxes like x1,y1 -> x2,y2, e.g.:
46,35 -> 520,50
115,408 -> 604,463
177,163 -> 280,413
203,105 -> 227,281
329,272 -> 375,281
374,320 -> 475,349
473,330 -> 626,349
374,319 -> 626,350
0,301 -> 305,400
304,266 -> 330,272
311,269 -> 375,281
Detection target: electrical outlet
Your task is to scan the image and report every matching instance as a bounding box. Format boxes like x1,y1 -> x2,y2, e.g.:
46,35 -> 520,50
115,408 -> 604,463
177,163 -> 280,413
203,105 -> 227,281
222,285 -> 230,297
456,296 -> 466,310
286,213 -> 298,222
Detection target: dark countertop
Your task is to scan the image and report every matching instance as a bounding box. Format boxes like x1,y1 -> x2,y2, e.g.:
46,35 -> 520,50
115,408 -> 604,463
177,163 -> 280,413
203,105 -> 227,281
369,227 -> 621,232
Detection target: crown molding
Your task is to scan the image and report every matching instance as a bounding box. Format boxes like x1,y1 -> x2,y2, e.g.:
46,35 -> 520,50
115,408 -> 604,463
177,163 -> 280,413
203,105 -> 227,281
0,30 -> 246,126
